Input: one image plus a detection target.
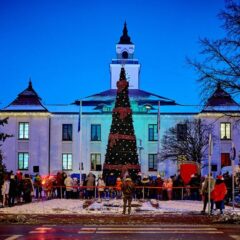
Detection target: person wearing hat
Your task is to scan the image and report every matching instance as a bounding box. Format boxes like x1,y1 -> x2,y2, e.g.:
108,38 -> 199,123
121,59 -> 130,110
211,175 -> 227,214
141,175 -> 150,199
201,173 -> 215,214
122,176 -> 135,215
155,174 -> 163,200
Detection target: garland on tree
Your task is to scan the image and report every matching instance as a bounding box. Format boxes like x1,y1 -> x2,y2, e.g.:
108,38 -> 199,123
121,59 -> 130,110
117,79 -> 128,92
113,107 -> 132,120
109,133 -> 135,148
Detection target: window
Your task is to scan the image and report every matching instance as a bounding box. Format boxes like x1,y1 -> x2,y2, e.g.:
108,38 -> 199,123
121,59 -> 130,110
177,124 -> 187,141
91,153 -> 101,171
91,124 -> 101,141
221,153 -> 231,168
18,153 -> 29,170
62,124 -> 72,141
148,124 -> 158,141
18,122 -> 29,139
148,154 -> 157,171
220,123 -> 231,140
62,153 -> 72,170
122,51 -> 128,59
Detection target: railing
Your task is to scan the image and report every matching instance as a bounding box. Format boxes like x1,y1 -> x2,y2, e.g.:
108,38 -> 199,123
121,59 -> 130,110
2,185 -> 239,208
32,185 -> 205,201
111,59 -> 139,64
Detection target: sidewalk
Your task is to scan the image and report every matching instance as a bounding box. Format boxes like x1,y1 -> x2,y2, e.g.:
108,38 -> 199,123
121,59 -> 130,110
0,199 -> 239,224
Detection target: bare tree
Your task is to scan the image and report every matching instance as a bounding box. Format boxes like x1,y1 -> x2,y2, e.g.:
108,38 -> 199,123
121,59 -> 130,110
0,117 -> 12,185
160,119 -> 212,164
187,0 -> 240,103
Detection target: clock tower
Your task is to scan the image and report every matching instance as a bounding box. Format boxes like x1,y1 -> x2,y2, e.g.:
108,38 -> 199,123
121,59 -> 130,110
110,22 -> 140,89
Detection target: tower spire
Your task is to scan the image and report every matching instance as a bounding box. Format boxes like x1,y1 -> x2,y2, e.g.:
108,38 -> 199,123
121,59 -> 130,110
118,22 -> 133,44
28,77 -> 32,89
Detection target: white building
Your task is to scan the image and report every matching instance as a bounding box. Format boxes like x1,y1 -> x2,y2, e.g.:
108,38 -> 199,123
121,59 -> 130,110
1,24 -> 240,179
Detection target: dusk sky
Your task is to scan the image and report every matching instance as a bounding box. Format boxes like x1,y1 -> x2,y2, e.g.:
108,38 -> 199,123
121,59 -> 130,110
0,0 -> 226,107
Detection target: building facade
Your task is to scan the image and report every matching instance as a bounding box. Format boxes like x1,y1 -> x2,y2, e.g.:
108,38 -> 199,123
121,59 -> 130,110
1,24 -> 240,178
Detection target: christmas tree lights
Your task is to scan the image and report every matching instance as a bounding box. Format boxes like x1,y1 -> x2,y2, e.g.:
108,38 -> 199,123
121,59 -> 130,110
103,67 -> 140,181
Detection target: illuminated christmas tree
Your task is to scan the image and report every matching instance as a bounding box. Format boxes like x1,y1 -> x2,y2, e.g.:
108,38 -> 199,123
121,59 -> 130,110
103,67 -> 140,181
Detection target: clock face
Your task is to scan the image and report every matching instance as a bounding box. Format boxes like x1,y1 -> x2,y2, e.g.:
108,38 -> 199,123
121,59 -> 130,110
122,51 -> 128,59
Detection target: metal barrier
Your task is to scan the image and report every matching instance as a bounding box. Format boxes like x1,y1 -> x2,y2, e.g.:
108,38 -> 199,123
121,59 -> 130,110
33,185 -> 205,201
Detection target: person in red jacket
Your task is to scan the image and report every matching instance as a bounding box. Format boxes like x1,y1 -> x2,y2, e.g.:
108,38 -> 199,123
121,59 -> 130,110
211,175 -> 227,215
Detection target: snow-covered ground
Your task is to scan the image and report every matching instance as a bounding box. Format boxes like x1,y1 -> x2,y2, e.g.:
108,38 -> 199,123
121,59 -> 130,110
0,199 -> 240,215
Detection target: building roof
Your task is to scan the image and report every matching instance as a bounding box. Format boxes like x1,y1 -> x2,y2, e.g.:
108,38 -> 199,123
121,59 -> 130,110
45,103 -> 199,115
118,22 -> 133,45
2,81 -> 239,115
82,89 -> 177,106
1,80 -> 48,112
202,83 -> 240,113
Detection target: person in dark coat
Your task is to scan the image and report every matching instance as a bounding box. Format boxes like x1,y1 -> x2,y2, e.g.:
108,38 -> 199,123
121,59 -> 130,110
155,175 -> 163,200
8,174 -> 17,207
106,172 -> 116,198
16,171 -> 23,203
223,171 -> 232,204
56,172 -> 63,198
22,174 -> 34,203
134,172 -> 143,199
34,174 -> 42,199
173,174 -> 184,200
141,175 -> 150,199
122,176 -> 135,215
189,174 -> 200,200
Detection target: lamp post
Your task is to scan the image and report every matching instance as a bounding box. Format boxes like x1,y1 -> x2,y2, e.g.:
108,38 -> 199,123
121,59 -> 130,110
157,100 -> 161,174
230,142 -> 236,210
137,139 -> 143,165
79,100 -> 83,187
208,133 -> 213,215
74,99 -> 83,187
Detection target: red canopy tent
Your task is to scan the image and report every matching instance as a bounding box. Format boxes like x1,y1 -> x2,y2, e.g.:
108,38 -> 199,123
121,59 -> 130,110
180,162 -> 199,185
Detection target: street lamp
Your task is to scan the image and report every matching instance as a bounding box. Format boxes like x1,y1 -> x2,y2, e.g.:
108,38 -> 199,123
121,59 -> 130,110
157,100 -> 161,174
143,103 -> 153,112
230,142 -> 236,210
73,99 -> 83,187
208,133 -> 213,215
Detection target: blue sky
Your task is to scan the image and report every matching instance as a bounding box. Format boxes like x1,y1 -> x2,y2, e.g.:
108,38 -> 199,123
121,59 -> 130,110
0,0 -> 225,107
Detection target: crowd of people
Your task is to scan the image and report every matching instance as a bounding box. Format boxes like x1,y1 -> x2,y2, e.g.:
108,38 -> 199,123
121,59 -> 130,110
1,171 -> 34,208
1,170 -> 240,215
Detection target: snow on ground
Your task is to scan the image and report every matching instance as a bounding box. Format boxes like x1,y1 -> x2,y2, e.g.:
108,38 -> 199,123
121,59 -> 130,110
0,199 -> 239,215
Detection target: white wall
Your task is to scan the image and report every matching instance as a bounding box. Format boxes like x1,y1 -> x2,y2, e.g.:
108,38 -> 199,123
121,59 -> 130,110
0,113 -> 50,175
110,64 -> 140,89
1,111 -> 239,178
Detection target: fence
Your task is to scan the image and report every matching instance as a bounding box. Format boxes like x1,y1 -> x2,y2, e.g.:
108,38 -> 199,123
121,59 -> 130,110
34,185 -> 204,201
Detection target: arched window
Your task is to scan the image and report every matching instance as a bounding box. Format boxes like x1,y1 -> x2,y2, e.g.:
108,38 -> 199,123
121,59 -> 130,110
122,51 -> 128,59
